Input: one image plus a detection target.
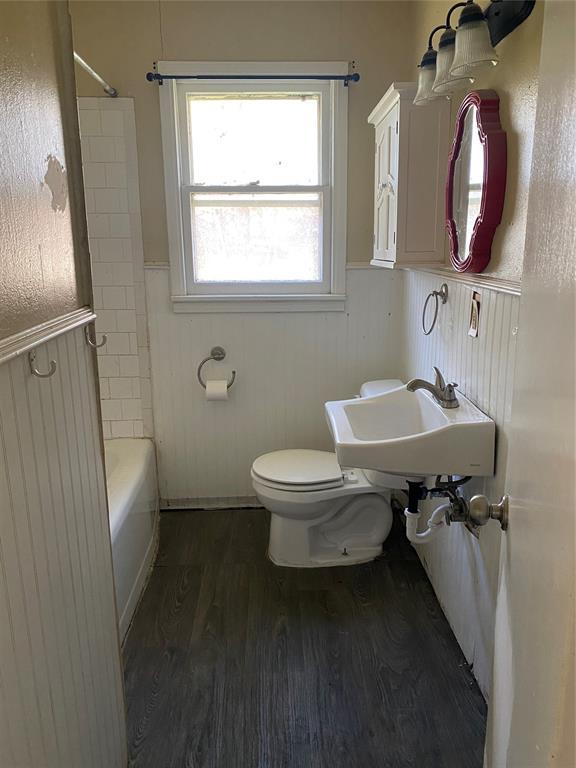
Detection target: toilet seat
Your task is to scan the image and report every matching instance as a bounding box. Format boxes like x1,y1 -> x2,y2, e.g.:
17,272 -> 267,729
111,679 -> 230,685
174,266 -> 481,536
251,469 -> 374,505
252,475 -> 344,493
252,449 -> 344,492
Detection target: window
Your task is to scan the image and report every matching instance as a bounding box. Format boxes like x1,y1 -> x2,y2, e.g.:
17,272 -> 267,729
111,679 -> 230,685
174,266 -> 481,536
158,62 -> 348,311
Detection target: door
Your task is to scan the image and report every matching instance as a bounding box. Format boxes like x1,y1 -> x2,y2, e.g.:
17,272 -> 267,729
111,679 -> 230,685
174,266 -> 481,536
485,2 -> 575,765
373,103 -> 399,265
0,4 -> 127,766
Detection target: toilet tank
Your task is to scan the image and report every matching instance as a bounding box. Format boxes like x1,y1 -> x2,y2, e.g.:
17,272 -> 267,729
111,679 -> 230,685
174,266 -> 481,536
359,379 -> 404,398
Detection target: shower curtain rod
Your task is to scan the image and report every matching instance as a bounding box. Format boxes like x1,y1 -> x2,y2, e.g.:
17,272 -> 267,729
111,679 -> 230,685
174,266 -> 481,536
74,52 -> 118,97
146,71 -> 360,86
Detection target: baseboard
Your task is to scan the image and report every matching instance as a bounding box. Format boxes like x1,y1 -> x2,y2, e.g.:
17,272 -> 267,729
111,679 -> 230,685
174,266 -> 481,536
160,496 -> 261,511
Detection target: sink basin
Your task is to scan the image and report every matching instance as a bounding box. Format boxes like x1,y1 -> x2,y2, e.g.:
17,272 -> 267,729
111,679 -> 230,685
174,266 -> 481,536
325,386 -> 495,478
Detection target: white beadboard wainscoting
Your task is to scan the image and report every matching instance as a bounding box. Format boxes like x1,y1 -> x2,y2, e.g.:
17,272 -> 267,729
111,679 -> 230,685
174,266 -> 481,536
145,266 -> 402,504
0,327 -> 126,768
400,270 -> 520,697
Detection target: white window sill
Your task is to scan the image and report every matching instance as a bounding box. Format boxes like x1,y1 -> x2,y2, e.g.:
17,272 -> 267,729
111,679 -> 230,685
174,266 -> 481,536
171,294 -> 347,313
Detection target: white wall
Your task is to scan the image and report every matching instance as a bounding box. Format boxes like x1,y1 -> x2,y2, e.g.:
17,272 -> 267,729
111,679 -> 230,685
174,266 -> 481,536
0,326 -> 126,768
78,97 -> 154,439
145,266 -> 401,505
400,271 -> 519,697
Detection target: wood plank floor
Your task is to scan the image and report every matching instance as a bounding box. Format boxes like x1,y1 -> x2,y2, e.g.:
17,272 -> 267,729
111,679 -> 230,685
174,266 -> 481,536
123,508 -> 487,768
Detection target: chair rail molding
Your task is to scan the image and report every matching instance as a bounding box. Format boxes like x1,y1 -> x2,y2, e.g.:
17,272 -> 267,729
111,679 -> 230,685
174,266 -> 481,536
403,266 -> 521,296
0,307 -> 96,367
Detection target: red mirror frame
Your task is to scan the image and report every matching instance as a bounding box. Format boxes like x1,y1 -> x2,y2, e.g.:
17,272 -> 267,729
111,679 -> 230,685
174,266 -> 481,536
446,90 -> 507,273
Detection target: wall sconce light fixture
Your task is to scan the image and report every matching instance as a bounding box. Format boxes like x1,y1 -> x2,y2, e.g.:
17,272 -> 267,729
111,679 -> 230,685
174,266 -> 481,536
414,25 -> 446,105
433,3 -> 475,95
450,1 -> 500,76
414,0 -> 536,105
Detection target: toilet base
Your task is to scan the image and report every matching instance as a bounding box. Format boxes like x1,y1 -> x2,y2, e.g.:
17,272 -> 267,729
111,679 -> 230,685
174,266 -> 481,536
268,544 -> 383,568
267,493 -> 393,568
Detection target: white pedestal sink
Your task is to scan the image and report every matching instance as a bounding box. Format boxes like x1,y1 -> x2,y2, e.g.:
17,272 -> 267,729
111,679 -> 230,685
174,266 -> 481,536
325,385 -> 495,478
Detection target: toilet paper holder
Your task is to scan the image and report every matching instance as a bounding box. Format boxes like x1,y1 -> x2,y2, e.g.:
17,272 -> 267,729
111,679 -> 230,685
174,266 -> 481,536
197,346 -> 236,390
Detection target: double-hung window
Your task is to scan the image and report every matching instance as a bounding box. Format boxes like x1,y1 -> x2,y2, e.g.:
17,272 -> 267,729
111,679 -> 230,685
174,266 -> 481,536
158,62 -> 348,311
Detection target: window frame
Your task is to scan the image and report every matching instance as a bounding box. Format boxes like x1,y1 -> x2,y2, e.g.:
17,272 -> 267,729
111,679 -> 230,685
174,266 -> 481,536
158,61 -> 348,312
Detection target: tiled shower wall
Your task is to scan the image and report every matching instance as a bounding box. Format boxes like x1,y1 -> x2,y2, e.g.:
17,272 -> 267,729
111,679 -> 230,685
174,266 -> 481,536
78,97 -> 153,438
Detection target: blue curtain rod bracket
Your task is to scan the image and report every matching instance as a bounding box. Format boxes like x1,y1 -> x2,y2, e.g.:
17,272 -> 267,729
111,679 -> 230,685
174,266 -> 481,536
146,71 -> 360,86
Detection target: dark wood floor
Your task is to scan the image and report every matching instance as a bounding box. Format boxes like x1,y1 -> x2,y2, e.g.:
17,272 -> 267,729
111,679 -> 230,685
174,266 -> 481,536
123,508 -> 487,768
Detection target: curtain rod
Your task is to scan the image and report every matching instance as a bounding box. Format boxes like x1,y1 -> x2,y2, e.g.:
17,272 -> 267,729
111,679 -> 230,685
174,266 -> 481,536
74,52 -> 118,97
146,71 -> 360,86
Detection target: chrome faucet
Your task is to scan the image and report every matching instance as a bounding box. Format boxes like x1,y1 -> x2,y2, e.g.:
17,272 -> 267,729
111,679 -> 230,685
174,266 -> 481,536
406,367 -> 459,409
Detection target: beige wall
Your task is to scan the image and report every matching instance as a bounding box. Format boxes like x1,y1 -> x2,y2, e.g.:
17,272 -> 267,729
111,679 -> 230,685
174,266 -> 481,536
70,1 -> 416,265
70,1 -> 543,278
0,1 -> 90,341
410,0 -> 544,282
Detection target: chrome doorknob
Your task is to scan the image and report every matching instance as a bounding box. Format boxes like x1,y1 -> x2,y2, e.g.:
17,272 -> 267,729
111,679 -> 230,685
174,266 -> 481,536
468,494 -> 509,531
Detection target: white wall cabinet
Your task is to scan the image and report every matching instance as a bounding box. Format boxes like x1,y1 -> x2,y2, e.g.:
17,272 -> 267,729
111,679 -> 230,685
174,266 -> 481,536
368,82 -> 451,269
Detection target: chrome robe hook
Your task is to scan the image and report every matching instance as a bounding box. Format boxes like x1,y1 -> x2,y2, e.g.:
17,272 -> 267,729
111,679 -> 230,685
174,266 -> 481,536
85,324 -> 107,349
29,349 -> 57,378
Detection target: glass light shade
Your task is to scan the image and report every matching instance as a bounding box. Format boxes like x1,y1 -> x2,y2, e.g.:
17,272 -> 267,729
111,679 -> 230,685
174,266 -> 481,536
433,43 -> 474,94
451,20 -> 499,77
414,66 -> 437,105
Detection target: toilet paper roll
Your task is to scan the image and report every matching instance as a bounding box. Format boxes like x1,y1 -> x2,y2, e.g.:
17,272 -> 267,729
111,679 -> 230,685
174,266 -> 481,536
205,380 -> 228,401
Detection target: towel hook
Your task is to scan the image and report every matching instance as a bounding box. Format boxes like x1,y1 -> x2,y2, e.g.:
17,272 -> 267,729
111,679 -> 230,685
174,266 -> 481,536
29,349 -> 57,379
422,283 -> 448,336
197,346 -> 236,390
85,324 -> 107,349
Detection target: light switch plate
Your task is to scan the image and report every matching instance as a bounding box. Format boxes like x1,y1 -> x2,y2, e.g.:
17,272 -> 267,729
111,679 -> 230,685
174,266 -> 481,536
469,291 -> 481,338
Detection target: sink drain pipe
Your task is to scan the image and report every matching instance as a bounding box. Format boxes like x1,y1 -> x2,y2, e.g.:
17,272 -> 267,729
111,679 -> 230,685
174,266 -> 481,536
403,479 -> 459,545
405,503 -> 451,544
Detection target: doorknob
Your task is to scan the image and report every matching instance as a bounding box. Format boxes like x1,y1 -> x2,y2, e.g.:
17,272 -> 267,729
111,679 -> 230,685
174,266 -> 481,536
468,495 -> 509,531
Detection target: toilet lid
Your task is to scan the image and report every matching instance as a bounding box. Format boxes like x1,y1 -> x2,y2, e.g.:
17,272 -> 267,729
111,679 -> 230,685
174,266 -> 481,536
252,450 -> 343,488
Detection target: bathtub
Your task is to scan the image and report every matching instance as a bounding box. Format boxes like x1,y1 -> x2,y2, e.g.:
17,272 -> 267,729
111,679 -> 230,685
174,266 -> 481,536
104,438 -> 159,642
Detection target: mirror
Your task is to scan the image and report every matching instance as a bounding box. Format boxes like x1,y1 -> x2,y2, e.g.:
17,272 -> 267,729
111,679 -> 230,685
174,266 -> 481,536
446,91 -> 507,273
452,106 -> 484,264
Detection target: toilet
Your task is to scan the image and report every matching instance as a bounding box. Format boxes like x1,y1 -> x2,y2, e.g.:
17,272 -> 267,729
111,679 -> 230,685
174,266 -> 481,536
251,379 -> 404,567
